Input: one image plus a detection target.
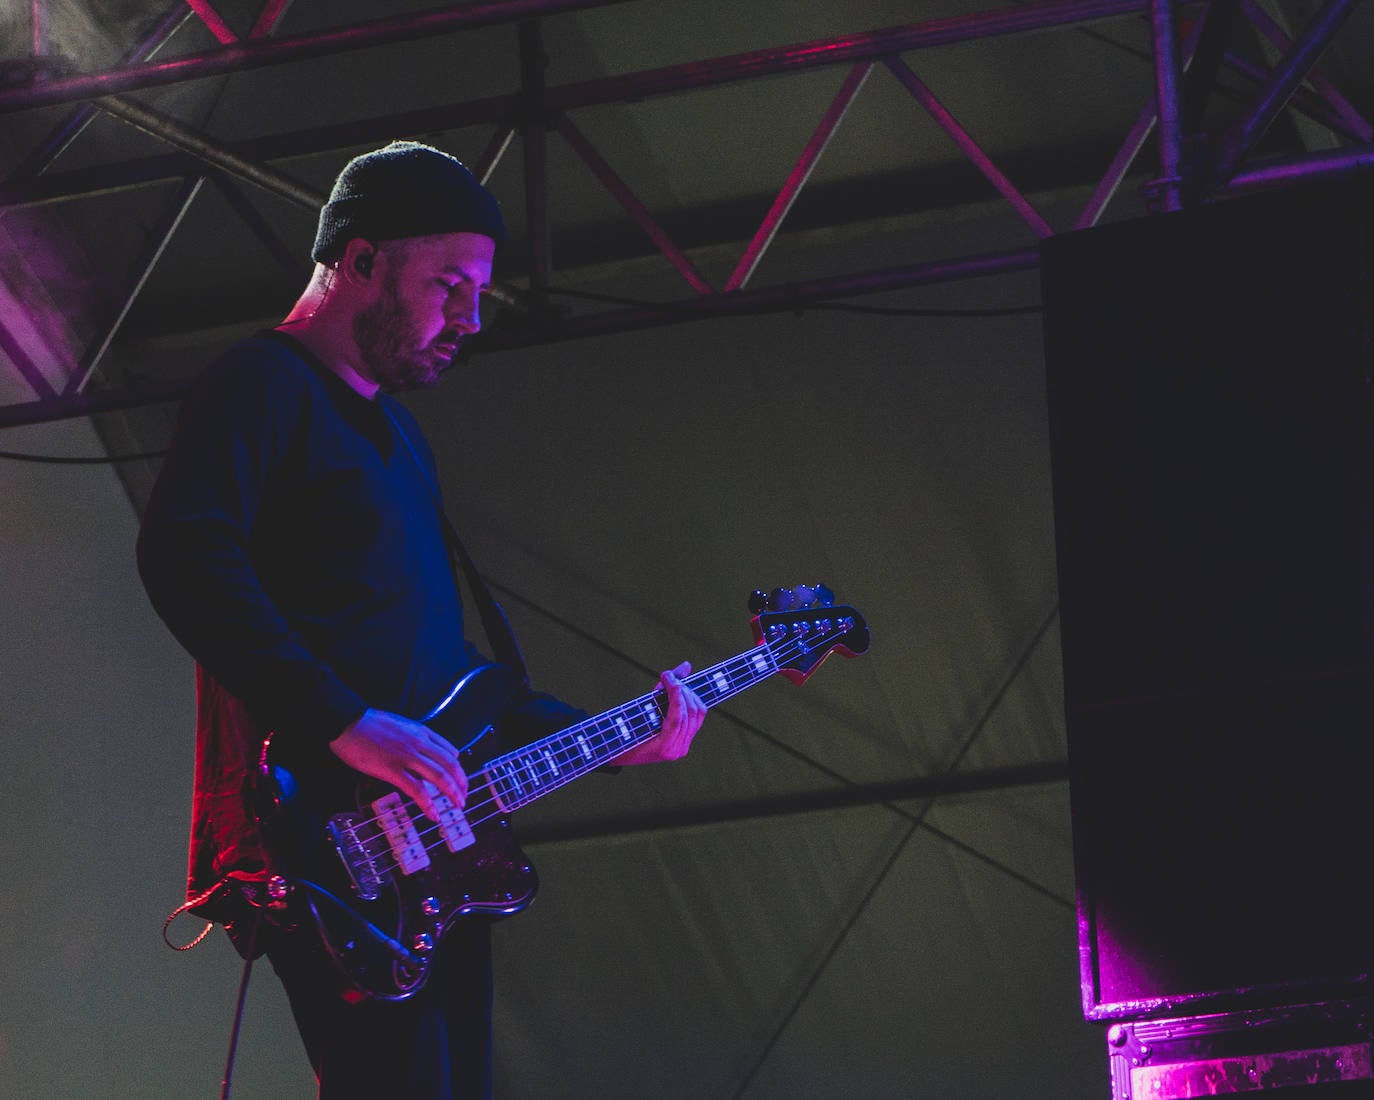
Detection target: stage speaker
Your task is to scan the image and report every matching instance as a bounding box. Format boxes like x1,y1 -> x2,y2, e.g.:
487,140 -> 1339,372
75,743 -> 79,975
1041,177 -> 1374,1022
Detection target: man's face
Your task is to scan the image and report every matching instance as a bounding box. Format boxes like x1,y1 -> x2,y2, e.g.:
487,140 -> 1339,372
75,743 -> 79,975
353,231 -> 496,392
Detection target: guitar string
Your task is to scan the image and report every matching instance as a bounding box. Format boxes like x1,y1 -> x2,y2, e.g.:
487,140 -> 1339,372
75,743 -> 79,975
369,667 -> 754,877
354,646 -> 787,872
356,629 -> 841,866
363,639 -> 787,835
367,633 -> 806,840
343,630 -> 851,882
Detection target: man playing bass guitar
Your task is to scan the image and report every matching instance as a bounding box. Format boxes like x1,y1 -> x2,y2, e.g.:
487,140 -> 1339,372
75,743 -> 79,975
138,141 -> 707,1100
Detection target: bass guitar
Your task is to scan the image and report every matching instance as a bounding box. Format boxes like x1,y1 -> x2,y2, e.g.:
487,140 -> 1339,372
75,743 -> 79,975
258,588 -> 868,1001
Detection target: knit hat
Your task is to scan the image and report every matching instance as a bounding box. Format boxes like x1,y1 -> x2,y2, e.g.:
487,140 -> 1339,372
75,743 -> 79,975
311,140 -> 506,263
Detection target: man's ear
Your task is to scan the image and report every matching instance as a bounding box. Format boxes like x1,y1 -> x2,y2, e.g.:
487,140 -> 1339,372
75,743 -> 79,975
340,238 -> 378,283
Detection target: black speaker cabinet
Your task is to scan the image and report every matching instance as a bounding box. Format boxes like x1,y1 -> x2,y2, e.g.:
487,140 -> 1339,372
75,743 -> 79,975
1042,178 -> 1374,1023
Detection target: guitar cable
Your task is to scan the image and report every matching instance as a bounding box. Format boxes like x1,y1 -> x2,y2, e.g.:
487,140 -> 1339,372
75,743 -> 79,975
295,876 -> 425,970
219,909 -> 263,1100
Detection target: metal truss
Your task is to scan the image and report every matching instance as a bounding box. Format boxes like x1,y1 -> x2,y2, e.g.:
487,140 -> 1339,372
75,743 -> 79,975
1,0 -> 1372,428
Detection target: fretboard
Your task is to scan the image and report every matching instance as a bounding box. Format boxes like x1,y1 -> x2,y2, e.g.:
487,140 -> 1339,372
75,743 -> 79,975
479,642 -> 781,812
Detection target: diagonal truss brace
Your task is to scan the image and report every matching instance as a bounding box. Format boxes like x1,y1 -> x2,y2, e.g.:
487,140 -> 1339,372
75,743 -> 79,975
885,55 -> 1053,238
725,61 -> 874,292
1239,0 -> 1372,141
184,0 -> 239,45
555,113 -> 714,295
68,175 -> 205,396
1208,0 -> 1364,188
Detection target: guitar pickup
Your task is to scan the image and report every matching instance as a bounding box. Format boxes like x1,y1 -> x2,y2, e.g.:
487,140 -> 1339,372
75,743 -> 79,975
430,793 -> 475,854
373,791 -> 431,875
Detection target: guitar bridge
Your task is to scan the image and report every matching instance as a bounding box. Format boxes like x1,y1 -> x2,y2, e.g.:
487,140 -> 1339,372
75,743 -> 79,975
327,812 -> 388,901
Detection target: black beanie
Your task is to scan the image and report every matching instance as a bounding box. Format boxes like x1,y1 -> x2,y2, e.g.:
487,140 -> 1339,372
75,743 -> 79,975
311,140 -> 506,263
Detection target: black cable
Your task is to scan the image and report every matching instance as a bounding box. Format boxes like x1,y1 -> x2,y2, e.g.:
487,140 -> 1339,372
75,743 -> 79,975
0,447 -> 167,464
804,301 -> 1043,317
219,909 -> 262,1100
542,284 -> 1042,318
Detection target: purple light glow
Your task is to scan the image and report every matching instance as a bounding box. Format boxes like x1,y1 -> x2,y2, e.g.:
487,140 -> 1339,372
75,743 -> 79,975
0,207 -> 100,403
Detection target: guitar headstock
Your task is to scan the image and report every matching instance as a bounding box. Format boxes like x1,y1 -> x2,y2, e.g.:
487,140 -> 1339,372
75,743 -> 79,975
749,584 -> 870,684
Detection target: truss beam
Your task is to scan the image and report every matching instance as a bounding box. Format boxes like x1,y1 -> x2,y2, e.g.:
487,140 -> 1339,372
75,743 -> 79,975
92,94 -> 325,209
29,0 -> 48,58
2,0 -> 1179,213
0,0 -> 634,115
1210,0 -> 1363,186
1076,11 -> 1210,228
184,0 -> 239,46
1227,140 -> 1374,191
0,0 -> 1366,430
249,0 -> 297,41
1149,0 -> 1188,210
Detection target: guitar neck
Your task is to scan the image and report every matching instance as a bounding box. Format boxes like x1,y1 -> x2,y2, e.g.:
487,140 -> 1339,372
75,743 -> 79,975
478,644 -> 779,812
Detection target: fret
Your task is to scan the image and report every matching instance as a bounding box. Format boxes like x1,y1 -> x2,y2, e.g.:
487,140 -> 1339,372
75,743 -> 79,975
709,668 -> 731,700
479,633 -> 815,814
496,750 -> 552,811
583,721 -> 605,754
641,699 -> 662,731
510,758 -> 536,793
489,760 -> 522,808
690,647 -> 777,706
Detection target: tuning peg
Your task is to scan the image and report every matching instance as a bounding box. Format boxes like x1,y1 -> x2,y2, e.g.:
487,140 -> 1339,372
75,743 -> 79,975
748,589 -> 769,614
814,583 -> 835,607
768,586 -> 795,612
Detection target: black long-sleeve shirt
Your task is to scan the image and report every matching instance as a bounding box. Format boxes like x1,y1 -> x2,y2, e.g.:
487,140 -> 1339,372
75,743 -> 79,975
139,331 -> 473,742
139,331 -> 582,902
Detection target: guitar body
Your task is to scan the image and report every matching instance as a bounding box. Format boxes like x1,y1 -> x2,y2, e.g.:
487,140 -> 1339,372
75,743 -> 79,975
257,662 -> 537,1001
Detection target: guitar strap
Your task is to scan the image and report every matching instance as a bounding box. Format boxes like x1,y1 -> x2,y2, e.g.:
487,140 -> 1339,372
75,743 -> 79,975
381,401 -> 531,691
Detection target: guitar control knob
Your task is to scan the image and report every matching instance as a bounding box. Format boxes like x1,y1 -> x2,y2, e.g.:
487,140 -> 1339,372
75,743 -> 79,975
421,896 -> 441,917
814,584 -> 835,607
748,589 -> 769,614
266,875 -> 291,907
412,933 -> 435,954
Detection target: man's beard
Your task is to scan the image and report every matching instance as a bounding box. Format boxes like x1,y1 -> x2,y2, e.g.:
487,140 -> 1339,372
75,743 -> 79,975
353,279 -> 457,392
